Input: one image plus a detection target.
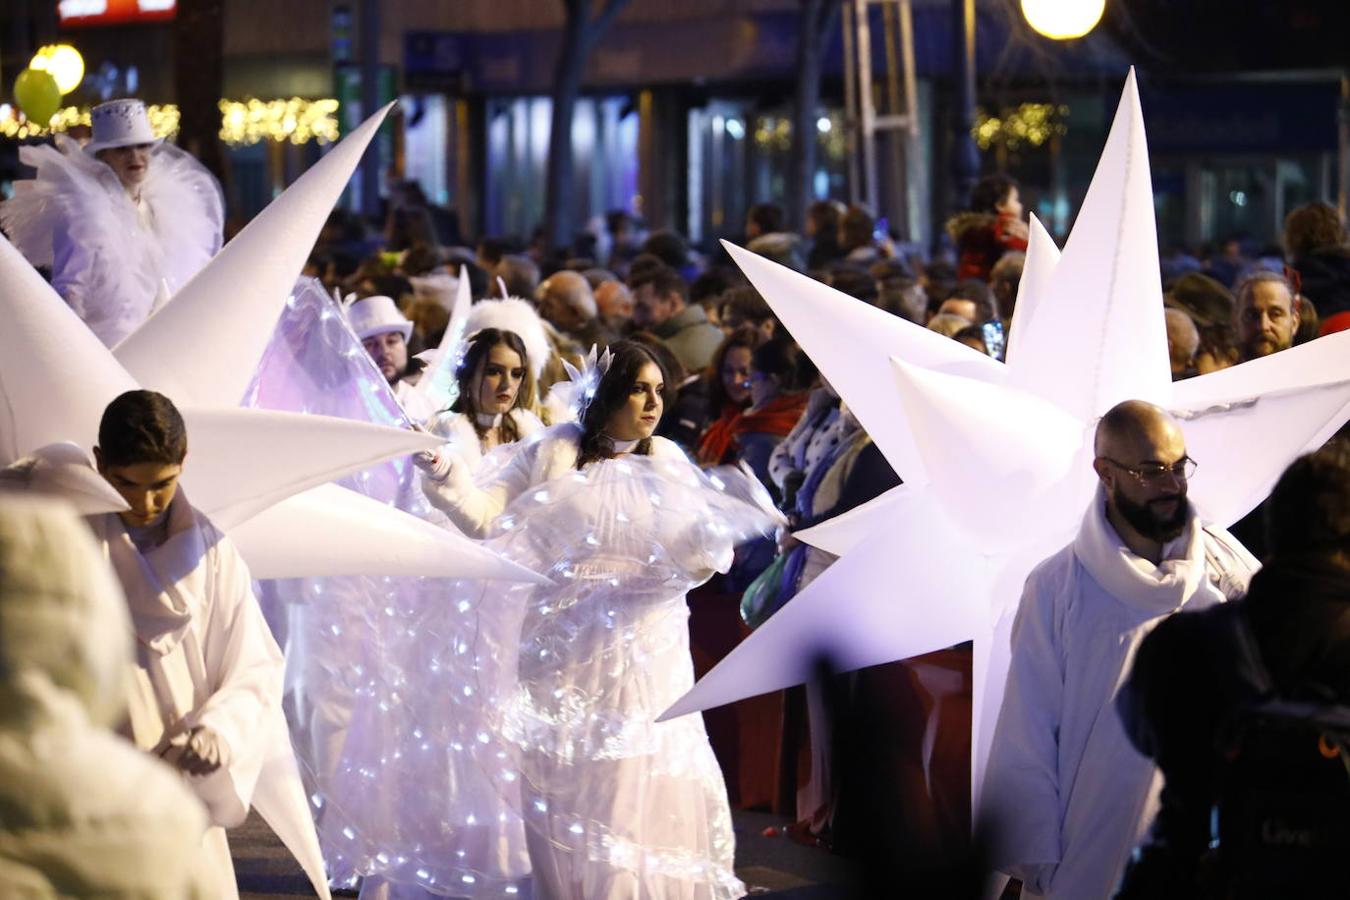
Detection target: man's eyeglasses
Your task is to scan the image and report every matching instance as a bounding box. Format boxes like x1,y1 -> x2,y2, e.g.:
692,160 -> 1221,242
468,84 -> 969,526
1100,456 -> 1198,485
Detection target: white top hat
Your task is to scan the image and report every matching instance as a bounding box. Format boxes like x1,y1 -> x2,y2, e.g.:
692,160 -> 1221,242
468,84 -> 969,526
84,99 -> 164,155
347,295 -> 413,342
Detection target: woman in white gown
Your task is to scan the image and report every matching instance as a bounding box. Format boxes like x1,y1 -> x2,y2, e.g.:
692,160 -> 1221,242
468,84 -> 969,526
244,283 -> 549,897
418,340 -> 778,899
343,326 -> 549,900
427,327 -> 545,467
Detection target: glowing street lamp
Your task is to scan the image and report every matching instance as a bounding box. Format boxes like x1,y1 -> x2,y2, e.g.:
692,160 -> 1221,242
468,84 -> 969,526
1021,0 -> 1105,40
29,44 -> 85,95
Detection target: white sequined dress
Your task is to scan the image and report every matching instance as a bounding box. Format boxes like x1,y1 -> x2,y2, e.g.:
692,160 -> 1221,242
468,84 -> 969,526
424,424 -> 776,899
244,280 -> 534,898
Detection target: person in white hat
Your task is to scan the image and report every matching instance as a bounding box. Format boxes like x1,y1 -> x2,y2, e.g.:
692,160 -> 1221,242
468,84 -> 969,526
0,98 -> 224,346
346,293 -> 440,422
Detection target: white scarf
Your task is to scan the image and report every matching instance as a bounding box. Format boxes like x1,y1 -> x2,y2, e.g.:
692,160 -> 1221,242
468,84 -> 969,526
1073,486 -> 1223,614
92,492 -> 204,663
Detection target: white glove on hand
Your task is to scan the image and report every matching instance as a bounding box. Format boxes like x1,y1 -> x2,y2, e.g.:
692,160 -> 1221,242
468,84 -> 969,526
414,448 -> 453,482
163,725 -> 230,776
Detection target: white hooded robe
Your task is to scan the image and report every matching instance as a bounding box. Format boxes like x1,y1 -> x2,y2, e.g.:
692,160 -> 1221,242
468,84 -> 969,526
983,490 -> 1258,899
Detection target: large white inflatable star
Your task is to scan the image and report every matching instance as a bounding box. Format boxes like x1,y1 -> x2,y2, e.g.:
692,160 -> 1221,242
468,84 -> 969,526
0,107 -> 542,896
663,70 -> 1350,807
0,104 -> 541,586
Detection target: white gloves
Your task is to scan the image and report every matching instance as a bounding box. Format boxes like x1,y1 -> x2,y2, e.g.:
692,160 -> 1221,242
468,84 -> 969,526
414,448 -> 453,482
162,725 -> 230,776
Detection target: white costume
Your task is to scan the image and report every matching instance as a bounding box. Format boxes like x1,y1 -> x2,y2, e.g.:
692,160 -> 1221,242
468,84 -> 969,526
1,108 -> 223,346
342,412 -> 545,900
983,488 -> 1257,899
393,377 -> 441,425
245,279 -> 542,897
427,407 -> 545,471
0,496 -> 212,898
423,423 -> 777,899
89,491 -> 330,900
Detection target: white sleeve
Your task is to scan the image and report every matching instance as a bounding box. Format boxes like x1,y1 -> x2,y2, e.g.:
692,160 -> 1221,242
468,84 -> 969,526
422,439 -> 540,538
51,212 -> 97,322
187,534 -> 285,827
982,568 -> 1066,888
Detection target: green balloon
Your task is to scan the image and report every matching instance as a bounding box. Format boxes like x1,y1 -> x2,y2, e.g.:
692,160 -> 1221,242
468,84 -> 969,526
14,68 -> 61,128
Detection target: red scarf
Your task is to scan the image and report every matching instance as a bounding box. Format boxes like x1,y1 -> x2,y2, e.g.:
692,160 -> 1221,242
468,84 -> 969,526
697,392 -> 808,466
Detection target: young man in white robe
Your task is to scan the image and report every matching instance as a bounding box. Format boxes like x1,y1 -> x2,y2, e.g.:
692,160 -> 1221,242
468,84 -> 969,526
982,399 -> 1259,899
89,389 -> 330,900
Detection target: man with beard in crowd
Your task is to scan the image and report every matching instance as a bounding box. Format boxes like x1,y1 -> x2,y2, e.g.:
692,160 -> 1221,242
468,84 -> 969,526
1234,271 -> 1300,362
982,400 -> 1258,899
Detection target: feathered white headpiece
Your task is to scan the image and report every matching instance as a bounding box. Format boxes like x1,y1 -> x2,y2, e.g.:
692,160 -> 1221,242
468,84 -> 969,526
463,295 -> 552,383
558,344 -> 613,423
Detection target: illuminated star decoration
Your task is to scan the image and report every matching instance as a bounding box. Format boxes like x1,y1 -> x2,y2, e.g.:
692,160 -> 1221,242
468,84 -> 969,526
0,104 -> 541,897
662,70 -> 1350,812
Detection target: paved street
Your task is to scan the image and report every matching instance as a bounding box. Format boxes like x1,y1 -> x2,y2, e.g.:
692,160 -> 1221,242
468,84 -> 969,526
234,810 -> 856,898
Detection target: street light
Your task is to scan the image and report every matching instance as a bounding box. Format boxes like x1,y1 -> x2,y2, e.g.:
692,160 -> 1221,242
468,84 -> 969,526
1021,0 -> 1105,40
29,44 -> 85,95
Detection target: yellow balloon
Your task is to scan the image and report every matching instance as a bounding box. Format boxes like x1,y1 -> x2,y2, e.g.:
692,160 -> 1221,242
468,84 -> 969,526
14,68 -> 62,128
30,44 -> 85,96
1021,0 -> 1105,40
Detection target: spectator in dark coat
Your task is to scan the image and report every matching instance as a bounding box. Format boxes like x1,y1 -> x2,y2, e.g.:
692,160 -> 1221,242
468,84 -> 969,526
1117,442 -> 1350,899
1285,202 -> 1350,319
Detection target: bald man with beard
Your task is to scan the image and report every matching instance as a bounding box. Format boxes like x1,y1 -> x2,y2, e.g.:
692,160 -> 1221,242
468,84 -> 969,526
982,400 -> 1259,899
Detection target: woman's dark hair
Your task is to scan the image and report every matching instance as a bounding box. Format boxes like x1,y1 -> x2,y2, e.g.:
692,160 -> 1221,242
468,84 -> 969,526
97,390 -> 187,467
750,336 -> 798,384
706,326 -> 766,417
717,286 -> 774,331
970,174 -> 1018,215
806,199 -> 843,237
450,329 -> 536,443
627,331 -> 687,384
576,340 -> 674,468
838,205 -> 875,253
400,241 -> 444,277
748,202 -> 785,236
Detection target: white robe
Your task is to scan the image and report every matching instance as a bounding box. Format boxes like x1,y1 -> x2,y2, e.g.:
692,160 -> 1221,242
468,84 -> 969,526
90,493 -> 331,900
983,489 -> 1258,899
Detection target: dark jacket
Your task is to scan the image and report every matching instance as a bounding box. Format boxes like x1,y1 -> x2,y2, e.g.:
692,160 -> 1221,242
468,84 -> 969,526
1115,557 -> 1350,898
1293,248 -> 1350,319
655,375 -> 710,455
656,304 -> 724,375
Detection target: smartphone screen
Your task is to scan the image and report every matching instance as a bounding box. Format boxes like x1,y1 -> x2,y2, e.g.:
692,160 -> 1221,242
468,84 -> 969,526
982,320 -> 1006,361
